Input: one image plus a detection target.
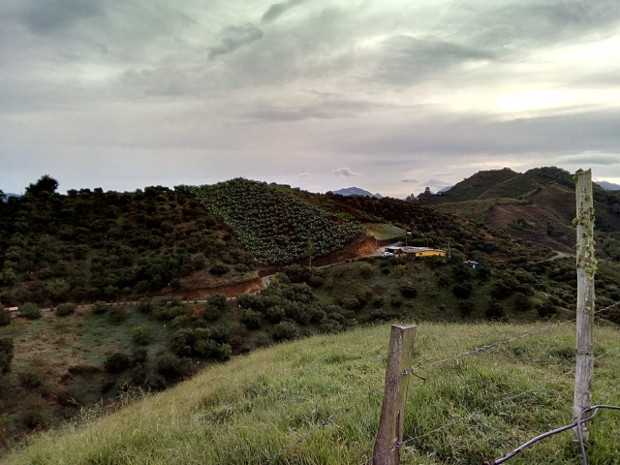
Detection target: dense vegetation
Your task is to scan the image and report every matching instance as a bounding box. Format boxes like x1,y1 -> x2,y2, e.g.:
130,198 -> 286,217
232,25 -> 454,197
5,323 -> 619,465
0,177 -> 253,306
193,178 -> 364,265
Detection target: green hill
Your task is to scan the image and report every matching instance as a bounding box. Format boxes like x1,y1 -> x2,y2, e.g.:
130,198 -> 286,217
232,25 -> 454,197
5,322 -> 619,465
193,178 -> 364,265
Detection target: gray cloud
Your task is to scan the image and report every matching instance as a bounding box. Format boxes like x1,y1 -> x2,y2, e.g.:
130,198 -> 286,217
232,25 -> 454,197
558,153 -> 620,166
19,0 -> 103,34
375,35 -> 495,85
333,168 -> 359,177
401,178 -> 418,183
261,0 -> 305,24
208,23 -> 264,59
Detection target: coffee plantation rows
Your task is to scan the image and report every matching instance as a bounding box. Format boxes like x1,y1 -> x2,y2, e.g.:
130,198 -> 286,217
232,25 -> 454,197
193,179 -> 364,265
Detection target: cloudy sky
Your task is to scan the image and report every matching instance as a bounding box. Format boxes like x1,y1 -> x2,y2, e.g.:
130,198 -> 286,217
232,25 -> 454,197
1,0 -> 619,197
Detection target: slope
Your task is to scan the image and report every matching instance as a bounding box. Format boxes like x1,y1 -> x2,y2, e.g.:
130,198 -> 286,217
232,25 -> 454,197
193,179 -> 364,265
5,322 -> 619,465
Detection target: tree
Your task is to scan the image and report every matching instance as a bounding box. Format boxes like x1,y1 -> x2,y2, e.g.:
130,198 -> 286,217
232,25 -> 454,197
26,175 -> 59,196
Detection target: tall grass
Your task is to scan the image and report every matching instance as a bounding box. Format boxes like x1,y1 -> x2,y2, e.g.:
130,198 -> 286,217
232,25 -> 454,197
5,322 -> 620,465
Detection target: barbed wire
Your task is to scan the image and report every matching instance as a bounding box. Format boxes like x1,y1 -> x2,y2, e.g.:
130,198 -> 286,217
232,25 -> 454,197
486,405 -> 620,465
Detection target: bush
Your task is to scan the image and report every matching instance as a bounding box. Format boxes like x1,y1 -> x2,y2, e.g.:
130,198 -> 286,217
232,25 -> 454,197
537,303 -> 558,318
209,264 -> 229,276
131,326 -> 153,346
452,283 -> 473,299
136,300 -> 153,314
0,305 -> 10,326
272,321 -> 299,341
19,303 -> 41,320
155,352 -> 190,381
485,301 -> 506,320
307,275 -> 325,288
399,284 -> 418,299
0,337 -> 14,374
358,263 -> 374,279
285,265 -> 311,283
203,295 -> 229,321
458,300 -> 475,318
18,369 -> 43,389
169,328 -> 232,361
104,352 -> 132,373
264,305 -> 285,324
513,292 -> 533,312
240,309 -> 262,329
55,302 -> 76,317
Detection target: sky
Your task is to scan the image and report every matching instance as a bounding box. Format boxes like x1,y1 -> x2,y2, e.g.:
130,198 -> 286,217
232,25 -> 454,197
1,0 -> 620,197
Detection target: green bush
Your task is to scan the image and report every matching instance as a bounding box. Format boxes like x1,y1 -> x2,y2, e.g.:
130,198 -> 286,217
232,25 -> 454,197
209,264 -> 229,276
486,301 -> 506,320
0,305 -> 11,326
18,303 -> 41,320
271,321 -> 299,342
0,337 -> 14,374
136,300 -> 153,314
452,283 -> 473,299
104,352 -> 132,373
203,295 -> 229,321
399,284 -> 418,299
55,302 -> 76,317
155,352 -> 191,381
458,300 -> 475,318
513,292 -> 533,312
240,309 -> 262,329
131,327 -> 153,346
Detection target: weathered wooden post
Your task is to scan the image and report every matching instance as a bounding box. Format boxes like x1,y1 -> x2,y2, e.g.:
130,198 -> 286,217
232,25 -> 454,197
573,169 -> 596,442
373,324 -> 416,465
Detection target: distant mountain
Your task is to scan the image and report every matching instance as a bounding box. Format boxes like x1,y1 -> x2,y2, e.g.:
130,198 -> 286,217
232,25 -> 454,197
330,187 -> 382,198
428,166 -> 620,253
598,181 -> 620,191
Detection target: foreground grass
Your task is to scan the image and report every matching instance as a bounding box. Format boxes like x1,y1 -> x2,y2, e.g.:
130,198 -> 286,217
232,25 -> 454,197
5,322 -> 620,465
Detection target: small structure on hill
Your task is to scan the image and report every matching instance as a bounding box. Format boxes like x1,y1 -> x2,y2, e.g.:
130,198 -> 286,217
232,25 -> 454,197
384,246 -> 447,258
464,260 -> 480,270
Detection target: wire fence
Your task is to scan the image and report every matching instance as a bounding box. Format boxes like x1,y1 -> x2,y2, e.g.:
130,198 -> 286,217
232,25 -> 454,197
393,310 -> 619,465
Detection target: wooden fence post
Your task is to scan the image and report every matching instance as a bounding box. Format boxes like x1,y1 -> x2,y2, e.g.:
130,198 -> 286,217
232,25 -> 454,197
373,324 -> 417,465
573,169 -> 596,442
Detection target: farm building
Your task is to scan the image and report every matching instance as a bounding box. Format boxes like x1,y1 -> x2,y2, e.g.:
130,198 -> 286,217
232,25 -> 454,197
384,246 -> 447,258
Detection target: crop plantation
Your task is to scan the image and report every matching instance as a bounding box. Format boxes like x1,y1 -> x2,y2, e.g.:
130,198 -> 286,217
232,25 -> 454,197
194,179 -> 364,265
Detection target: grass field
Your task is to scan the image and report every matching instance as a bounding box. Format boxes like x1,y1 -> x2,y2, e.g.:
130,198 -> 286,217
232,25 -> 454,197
5,321 -> 619,465
365,223 -> 406,241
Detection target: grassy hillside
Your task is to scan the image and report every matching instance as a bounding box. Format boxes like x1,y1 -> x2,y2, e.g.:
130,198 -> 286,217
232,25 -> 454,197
193,179 -> 364,265
5,322 -> 619,465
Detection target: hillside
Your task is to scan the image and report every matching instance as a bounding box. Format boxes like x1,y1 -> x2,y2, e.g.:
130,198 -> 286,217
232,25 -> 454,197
193,179 -> 364,265
330,187 -> 381,198
0,180 -> 254,307
430,167 -> 620,255
5,322 -> 619,465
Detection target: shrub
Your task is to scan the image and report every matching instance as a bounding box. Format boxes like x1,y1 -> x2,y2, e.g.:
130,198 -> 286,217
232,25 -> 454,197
209,264 -> 229,276
240,309 -> 262,329
399,284 -> 418,299
238,294 -> 265,311
341,296 -> 362,311
104,352 -> 132,373
154,304 -> 187,322
169,328 -> 232,361
485,301 -> 506,320
307,275 -> 325,288
55,302 -> 76,317
537,303 -> 558,318
358,263 -> 374,279
19,303 -> 41,320
131,326 -> 153,346
285,265 -> 311,283
203,295 -> 229,321
452,283 -> 473,299
18,369 -> 43,389
390,295 -> 403,309
272,321 -> 299,341
513,292 -> 533,312
0,305 -> 10,326
108,306 -> 128,324
264,305 -> 285,324
0,337 -> 14,374
458,300 -> 475,318
491,277 -> 518,300
155,352 -> 191,381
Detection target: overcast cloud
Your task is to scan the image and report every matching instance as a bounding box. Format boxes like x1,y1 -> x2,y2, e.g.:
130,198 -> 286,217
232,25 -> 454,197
1,0 -> 620,197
